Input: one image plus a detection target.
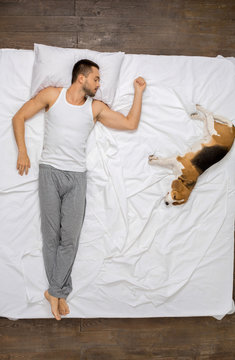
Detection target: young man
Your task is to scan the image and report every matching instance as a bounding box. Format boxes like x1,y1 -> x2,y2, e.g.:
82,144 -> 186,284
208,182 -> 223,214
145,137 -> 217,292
12,59 -> 146,321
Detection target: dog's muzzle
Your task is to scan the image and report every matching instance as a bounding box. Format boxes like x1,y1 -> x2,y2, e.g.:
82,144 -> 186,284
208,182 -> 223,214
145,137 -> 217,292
164,192 -> 173,206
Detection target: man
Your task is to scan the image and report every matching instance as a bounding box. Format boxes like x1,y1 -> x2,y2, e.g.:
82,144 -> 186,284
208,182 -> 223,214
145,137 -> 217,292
12,59 -> 146,321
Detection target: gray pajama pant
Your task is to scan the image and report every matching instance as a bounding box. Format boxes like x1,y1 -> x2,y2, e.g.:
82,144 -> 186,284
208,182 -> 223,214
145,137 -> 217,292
38,163 -> 87,299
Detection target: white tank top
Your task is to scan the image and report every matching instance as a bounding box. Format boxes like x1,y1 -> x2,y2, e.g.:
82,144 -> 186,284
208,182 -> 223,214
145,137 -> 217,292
39,87 -> 94,172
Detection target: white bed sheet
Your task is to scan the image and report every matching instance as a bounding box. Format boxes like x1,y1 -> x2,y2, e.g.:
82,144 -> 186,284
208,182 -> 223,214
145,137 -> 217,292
0,49 -> 234,320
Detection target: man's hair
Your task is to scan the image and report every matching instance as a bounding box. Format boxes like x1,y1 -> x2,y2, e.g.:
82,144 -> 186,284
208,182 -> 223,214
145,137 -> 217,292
71,59 -> 99,84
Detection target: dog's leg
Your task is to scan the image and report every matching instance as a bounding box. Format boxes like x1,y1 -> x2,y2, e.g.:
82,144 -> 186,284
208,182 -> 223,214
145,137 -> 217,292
195,104 -> 218,136
190,112 -> 204,121
213,114 -> 233,127
204,112 -> 218,136
195,104 -> 210,114
148,155 -> 176,167
196,104 -> 232,128
190,110 -> 211,141
148,155 -> 183,177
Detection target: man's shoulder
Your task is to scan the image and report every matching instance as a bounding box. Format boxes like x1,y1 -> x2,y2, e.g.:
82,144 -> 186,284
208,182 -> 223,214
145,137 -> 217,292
35,86 -> 63,101
37,87 -> 63,112
41,86 -> 63,95
92,99 -> 110,109
44,86 -> 63,100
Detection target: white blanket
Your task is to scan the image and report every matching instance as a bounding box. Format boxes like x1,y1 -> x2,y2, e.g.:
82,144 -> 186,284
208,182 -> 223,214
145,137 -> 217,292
0,49 -> 234,320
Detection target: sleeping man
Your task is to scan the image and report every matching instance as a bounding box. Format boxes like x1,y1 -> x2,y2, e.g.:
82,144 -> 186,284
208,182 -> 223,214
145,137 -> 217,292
12,59 -> 146,321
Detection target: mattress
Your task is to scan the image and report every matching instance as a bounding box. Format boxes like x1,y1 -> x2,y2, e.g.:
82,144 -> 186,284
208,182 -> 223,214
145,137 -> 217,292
0,48 -> 234,320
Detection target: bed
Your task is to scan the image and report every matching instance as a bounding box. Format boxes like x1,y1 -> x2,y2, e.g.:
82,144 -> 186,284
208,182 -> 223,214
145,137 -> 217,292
0,45 -> 234,321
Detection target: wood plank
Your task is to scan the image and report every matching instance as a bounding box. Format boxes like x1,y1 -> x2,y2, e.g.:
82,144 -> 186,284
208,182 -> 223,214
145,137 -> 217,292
0,350 -> 81,360
81,315 -> 235,331
0,16 -> 79,32
0,15 -> 234,35
80,343 -> 235,360
75,0 -> 154,18
0,0 -> 75,16
0,32 -> 78,49
183,0 -> 235,20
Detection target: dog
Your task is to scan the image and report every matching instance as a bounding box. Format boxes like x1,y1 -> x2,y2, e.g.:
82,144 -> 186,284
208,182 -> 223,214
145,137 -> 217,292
148,104 -> 235,206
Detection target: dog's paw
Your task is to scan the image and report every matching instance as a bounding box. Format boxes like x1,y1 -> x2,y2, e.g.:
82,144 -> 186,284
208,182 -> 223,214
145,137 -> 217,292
148,154 -> 159,162
190,112 -> 199,119
195,104 -> 204,112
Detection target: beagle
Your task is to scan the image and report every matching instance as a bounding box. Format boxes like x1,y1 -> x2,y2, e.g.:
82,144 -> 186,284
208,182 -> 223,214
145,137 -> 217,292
148,104 -> 235,206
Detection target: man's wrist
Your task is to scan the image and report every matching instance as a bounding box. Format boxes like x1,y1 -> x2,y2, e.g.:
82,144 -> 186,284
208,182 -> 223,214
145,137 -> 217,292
134,89 -> 143,96
18,147 -> 27,153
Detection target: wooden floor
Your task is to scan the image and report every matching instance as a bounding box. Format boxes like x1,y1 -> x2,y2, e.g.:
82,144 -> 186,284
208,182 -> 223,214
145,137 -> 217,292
1,0 -> 235,359
0,0 -> 235,56
1,314 -> 235,359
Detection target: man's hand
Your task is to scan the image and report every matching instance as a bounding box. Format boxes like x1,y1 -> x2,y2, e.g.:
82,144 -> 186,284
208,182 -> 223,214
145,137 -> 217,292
17,150 -> 31,176
134,77 -> 146,93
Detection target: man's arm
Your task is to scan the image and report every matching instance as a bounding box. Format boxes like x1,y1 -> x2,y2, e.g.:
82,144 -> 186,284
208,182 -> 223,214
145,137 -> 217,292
95,77 -> 146,130
12,87 -> 52,175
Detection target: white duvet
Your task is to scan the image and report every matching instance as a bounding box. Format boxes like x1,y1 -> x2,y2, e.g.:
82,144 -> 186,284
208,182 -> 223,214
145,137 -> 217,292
0,49 -> 234,320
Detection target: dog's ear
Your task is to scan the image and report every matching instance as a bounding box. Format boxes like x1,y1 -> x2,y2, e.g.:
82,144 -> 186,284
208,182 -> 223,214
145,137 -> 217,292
179,176 -> 196,189
172,179 -> 183,191
172,179 -> 191,206
186,180 -> 196,188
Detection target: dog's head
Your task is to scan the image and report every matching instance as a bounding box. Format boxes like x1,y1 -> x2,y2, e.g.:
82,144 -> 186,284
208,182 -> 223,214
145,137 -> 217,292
164,176 -> 196,206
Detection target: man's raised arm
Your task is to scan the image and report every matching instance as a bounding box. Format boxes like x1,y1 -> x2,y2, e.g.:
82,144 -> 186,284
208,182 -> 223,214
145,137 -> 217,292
96,77 -> 146,130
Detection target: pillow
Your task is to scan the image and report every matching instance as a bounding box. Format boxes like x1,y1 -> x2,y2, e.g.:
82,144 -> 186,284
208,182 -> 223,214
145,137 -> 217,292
30,43 -> 125,107
217,55 -> 235,66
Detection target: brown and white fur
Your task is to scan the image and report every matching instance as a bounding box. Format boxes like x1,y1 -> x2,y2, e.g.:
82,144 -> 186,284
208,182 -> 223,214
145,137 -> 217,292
148,104 -> 235,206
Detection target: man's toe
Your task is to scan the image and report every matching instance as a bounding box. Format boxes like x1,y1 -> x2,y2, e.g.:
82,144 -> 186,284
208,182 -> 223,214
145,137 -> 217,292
54,311 -> 61,320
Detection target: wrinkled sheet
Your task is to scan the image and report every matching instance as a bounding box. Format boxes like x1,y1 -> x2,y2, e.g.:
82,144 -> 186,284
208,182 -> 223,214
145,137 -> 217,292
0,49 -> 234,320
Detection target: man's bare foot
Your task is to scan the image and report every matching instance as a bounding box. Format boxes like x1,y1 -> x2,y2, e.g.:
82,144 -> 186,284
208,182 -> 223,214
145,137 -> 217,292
44,290 -> 61,321
58,298 -> 70,316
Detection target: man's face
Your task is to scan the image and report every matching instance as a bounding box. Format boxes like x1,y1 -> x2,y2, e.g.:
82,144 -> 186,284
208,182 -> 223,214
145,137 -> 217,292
83,66 -> 100,97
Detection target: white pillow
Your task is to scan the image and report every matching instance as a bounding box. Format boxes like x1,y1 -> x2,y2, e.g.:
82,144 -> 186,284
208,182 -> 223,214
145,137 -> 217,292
30,43 -> 125,107
217,54 -> 235,66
